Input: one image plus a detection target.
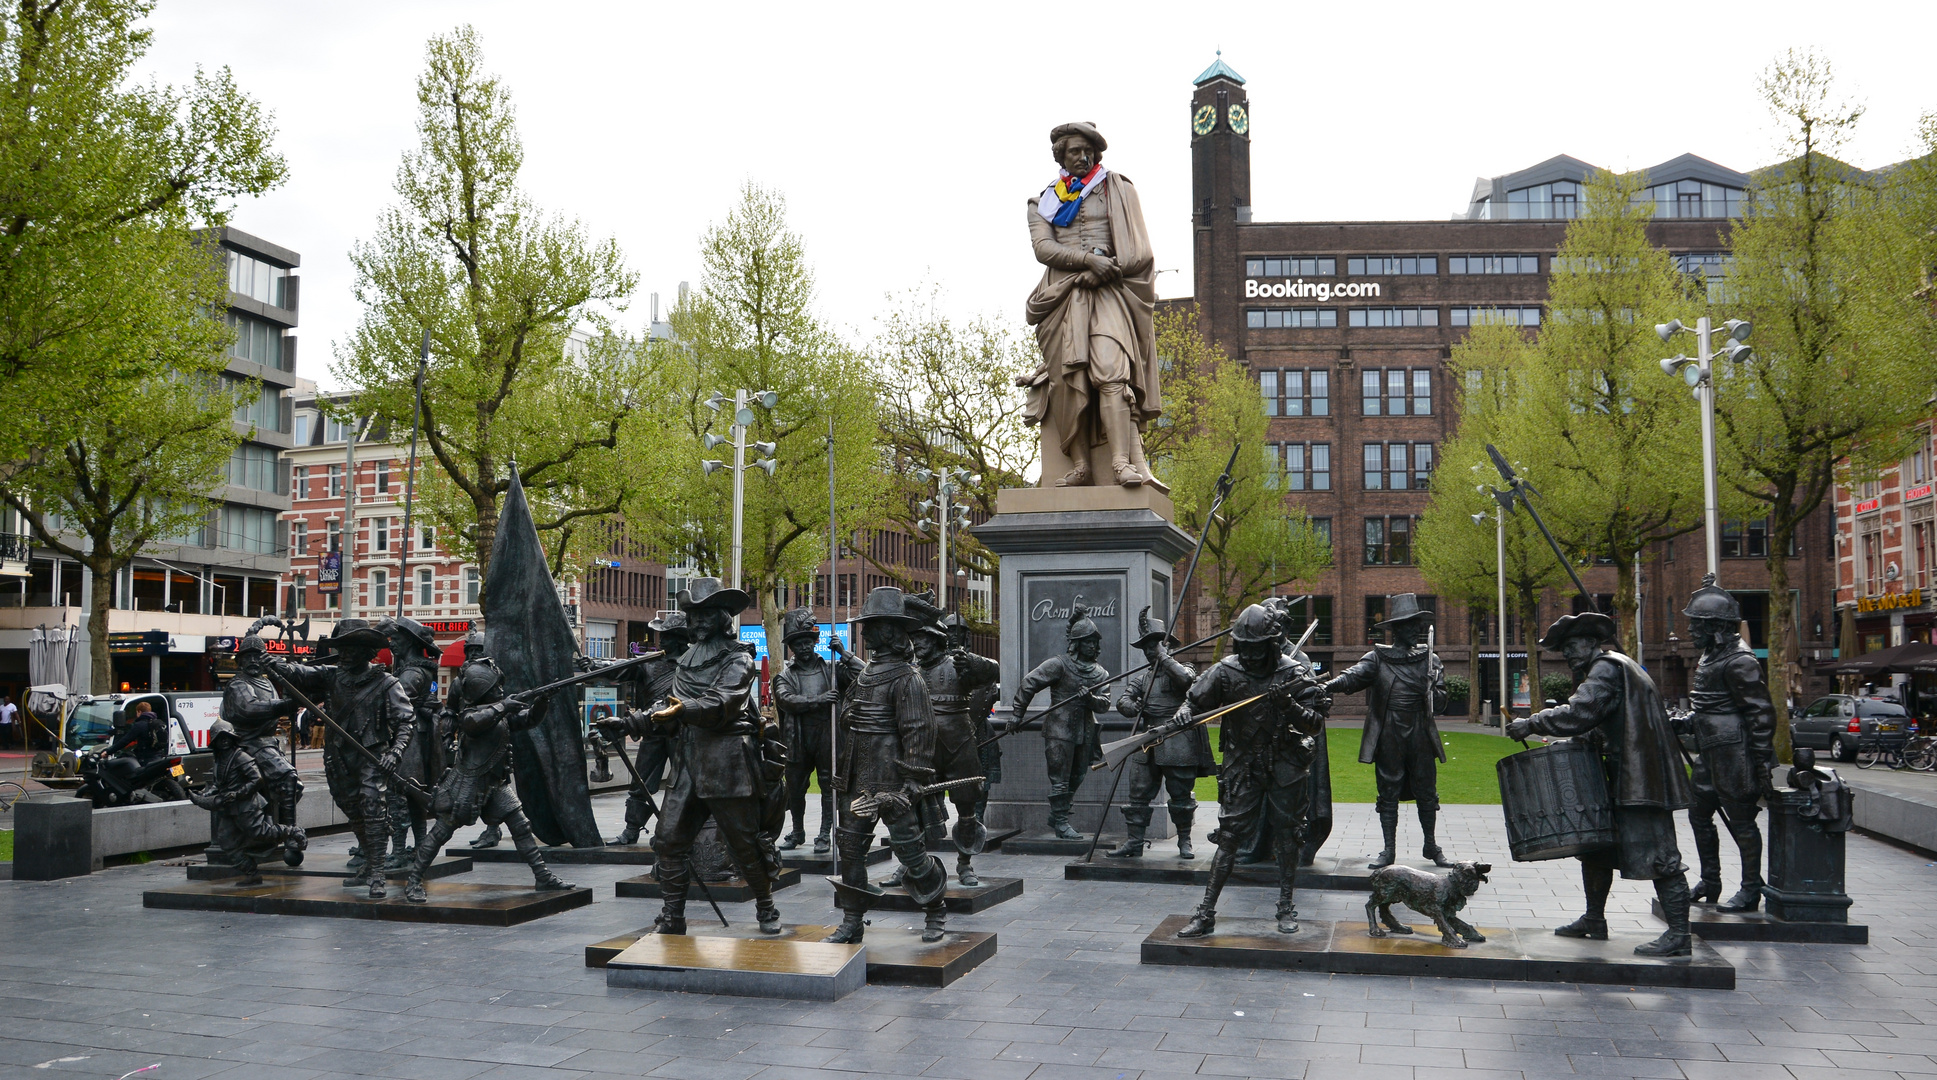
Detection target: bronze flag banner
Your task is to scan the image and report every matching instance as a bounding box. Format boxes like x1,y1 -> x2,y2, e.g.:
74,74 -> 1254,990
484,470 -> 603,847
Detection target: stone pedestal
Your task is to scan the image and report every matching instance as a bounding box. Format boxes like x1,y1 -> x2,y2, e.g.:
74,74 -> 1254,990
971,487 -> 1195,836
14,797 -> 91,881
1764,788 -> 1854,924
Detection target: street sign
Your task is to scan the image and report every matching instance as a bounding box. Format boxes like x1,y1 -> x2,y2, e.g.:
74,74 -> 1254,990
108,630 -> 170,655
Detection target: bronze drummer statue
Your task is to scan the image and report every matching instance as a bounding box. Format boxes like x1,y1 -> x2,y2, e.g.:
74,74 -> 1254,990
1678,576 -> 1779,911
1508,612 -> 1694,956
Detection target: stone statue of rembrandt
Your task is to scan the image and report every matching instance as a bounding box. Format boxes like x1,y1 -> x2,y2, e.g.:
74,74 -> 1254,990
1019,121 -> 1167,492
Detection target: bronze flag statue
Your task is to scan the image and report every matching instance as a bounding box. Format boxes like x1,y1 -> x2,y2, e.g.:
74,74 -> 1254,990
1018,121 -> 1166,491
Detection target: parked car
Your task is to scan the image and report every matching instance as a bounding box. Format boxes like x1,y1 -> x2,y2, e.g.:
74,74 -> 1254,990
1790,694 -> 1911,763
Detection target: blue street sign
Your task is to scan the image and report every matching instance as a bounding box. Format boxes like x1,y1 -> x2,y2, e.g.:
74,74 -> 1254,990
739,622 -> 850,660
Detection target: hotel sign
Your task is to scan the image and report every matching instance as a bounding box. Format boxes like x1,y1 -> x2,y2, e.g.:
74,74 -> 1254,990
1857,589 -> 1924,614
1908,483 -> 1934,502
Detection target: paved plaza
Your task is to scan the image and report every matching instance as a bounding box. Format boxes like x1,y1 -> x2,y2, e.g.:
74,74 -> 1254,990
3,794 -> 1936,1080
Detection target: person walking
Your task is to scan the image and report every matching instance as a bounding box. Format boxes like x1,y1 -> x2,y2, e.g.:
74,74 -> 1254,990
0,693 -> 16,749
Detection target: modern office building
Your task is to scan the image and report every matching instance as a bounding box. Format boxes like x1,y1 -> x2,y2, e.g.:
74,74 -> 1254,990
1177,57 -> 1839,711
0,227 -> 300,696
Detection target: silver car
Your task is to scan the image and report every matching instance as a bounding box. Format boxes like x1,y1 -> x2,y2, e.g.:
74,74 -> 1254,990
1790,694 -> 1911,763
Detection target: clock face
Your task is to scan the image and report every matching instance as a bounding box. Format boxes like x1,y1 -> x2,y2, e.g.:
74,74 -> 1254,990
1192,104 -> 1216,136
1228,103 -> 1249,135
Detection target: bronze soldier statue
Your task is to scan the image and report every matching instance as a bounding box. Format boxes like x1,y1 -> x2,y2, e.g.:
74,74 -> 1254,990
272,618 -> 414,898
1264,596 -> 1333,865
1012,607 -> 1110,840
221,618 -> 305,843
772,607 -> 859,853
1679,577 -> 1779,911
189,719 -> 306,884
1325,594 -> 1452,869
945,612 -> 1004,828
1177,604 -> 1329,937
909,594 -> 1000,884
596,612 -> 690,846
381,616 -> 443,871
402,651 -> 574,902
827,587 -> 952,944
1107,608 -> 1214,860
601,578 -> 784,935
1508,612 -> 1695,956
450,629 -> 504,850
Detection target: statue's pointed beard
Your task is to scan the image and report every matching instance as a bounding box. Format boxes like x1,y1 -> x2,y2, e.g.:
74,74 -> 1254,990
1567,655 -> 1593,682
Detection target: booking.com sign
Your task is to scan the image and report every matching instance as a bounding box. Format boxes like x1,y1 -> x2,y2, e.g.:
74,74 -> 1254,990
1243,279 -> 1381,301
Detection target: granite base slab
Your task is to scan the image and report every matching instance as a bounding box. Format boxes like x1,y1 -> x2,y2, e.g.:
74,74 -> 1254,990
926,827 -> 1022,854
863,876 -> 1023,914
590,924 -> 996,988
1003,831 -> 1124,856
1652,899 -> 1870,944
613,867 -> 800,902
142,877 -> 592,926
1141,916 -> 1734,990
187,854 -> 473,881
603,928 -> 864,1001
455,843 -> 657,865
779,844 -> 888,874
1066,854 -> 1388,892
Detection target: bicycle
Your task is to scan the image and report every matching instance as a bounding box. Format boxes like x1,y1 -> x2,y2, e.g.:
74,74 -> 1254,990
1857,735 -> 1912,770
1903,735 -> 1937,772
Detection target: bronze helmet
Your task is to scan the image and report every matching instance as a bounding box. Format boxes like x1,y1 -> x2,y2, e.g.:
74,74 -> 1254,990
1230,603 -> 1280,644
1682,574 -> 1741,624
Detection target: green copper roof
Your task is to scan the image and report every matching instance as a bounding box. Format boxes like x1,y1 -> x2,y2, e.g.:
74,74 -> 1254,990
1194,53 -> 1245,86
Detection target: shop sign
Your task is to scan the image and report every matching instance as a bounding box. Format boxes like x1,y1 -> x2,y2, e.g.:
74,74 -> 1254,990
422,619 -> 471,634
1857,588 -> 1925,614
1908,483 -> 1934,502
208,635 -> 318,657
1854,497 -> 1882,514
108,630 -> 170,655
317,550 -> 342,594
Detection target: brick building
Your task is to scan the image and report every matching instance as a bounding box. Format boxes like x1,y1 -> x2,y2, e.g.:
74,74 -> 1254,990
1177,57 -> 1838,712
1833,416 -> 1937,674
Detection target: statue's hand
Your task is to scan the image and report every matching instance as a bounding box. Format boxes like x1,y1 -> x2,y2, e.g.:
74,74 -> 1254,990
1505,718 -> 1536,742
1084,252 -> 1117,280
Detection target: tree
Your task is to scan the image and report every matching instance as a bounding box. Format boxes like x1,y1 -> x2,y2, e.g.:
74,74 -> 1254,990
334,26 -> 638,589
1416,322 -> 1569,708
623,183 -> 890,653
1150,307 -> 1331,638
1512,168 -> 1731,655
1714,50 -> 1935,749
3,373 -> 240,691
872,287 -> 1038,604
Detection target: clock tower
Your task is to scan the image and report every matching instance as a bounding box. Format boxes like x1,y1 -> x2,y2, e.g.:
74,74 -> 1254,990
1190,53 -> 1250,354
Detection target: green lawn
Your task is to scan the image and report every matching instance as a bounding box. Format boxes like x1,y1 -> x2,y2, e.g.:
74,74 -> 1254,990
1195,727 -> 1522,805
0,829 -> 12,862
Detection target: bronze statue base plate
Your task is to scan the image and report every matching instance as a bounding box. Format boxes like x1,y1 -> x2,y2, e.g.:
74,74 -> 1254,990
455,843 -> 657,865
142,877 -> 593,926
1142,916 -> 1734,989
1066,854 -> 1388,892
187,854 -> 473,881
926,827 -> 1023,854
603,926 -> 865,1000
864,876 -> 1024,914
1004,832 -> 1126,856
1651,899 -> 1868,943
589,924 -> 996,988
780,845 -> 889,874
613,867 -> 801,902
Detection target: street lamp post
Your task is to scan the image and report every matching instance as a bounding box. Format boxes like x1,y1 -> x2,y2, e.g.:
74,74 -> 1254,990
1474,482 -> 1515,722
699,388 -> 779,621
1658,317 -> 1752,579
916,465 -> 977,606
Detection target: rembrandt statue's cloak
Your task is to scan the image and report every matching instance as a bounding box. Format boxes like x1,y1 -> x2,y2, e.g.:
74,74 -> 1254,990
1020,172 -> 1161,459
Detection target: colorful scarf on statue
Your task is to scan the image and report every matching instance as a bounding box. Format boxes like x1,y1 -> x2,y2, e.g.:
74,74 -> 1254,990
1037,164 -> 1106,227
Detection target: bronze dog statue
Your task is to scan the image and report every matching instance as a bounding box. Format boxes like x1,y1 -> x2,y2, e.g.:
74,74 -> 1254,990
1365,861 -> 1491,948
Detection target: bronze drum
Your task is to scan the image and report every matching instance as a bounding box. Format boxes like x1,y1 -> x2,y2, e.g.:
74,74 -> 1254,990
1497,740 -> 1615,861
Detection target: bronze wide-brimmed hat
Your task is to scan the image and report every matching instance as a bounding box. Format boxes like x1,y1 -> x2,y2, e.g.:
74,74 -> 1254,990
380,615 -> 438,654
1132,606 -> 1180,649
329,617 -> 389,650
647,610 -> 690,638
854,586 -> 917,624
1538,611 -> 1618,652
1375,593 -> 1435,627
780,607 -> 819,643
1050,121 -> 1107,153
679,577 -> 750,615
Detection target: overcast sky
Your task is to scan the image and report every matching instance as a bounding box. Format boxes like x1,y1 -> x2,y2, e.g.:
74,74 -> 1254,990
137,2 -> 1934,391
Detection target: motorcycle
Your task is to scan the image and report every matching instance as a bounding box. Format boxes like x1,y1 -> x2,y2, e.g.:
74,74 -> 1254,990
75,744 -> 190,808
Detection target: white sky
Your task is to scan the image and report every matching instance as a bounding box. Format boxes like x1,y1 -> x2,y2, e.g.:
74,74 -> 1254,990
137,2 -> 1935,392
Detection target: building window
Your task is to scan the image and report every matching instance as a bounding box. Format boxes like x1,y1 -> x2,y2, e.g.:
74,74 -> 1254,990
1362,442 -> 1431,490
1247,308 -> 1337,329
1643,179 -> 1744,220
418,567 -> 433,606
1245,257 -> 1336,277
228,249 -> 292,308
1360,369 -> 1433,416
1260,368 -> 1330,416
374,516 -> 389,552
327,464 -> 344,498
220,505 -> 280,555
1364,515 -> 1417,565
373,569 -> 388,610
292,465 -> 308,499
1309,516 -> 1331,548
1274,442 -> 1332,491
326,519 -> 339,552
289,520 -> 307,558
420,525 -> 435,553
225,311 -> 287,369
1858,525 -> 1883,595
1348,307 -> 1439,328
324,416 -> 353,443
291,572 -> 306,613
1366,593 -> 1435,640
1500,182 -> 1580,220
1448,254 -> 1541,274
1451,307 -> 1542,327
1281,595 -> 1334,646
1909,446 -> 1932,486
1347,256 -> 1437,276
1910,510 -> 1935,590
376,461 -> 390,494
464,566 -> 480,606
225,375 -> 286,432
